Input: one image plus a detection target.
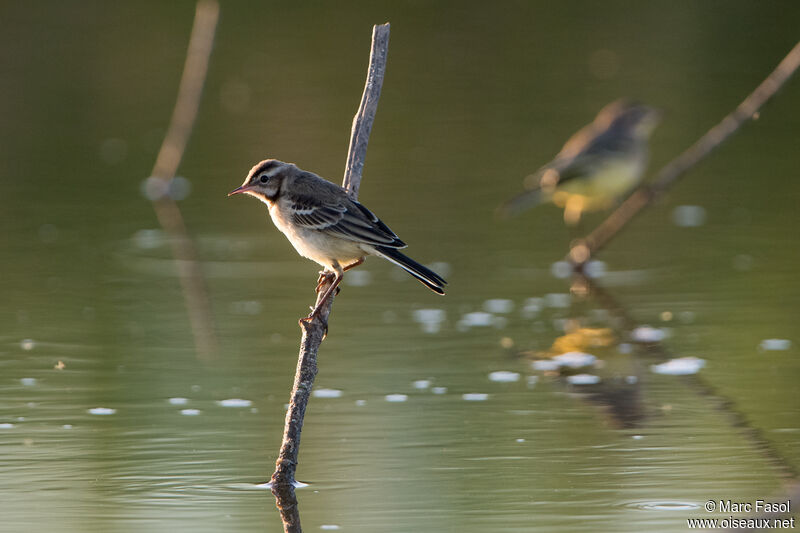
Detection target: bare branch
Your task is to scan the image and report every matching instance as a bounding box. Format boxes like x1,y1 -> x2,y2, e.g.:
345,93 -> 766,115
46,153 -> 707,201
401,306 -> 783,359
570,40 -> 800,265
270,23 -> 391,491
147,0 -> 220,361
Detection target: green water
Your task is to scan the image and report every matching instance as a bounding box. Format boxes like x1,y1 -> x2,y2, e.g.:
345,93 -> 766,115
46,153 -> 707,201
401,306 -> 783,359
1,2 -> 799,532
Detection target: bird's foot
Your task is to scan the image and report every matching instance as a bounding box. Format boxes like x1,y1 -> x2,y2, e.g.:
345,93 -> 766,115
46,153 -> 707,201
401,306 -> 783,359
315,271 -> 336,293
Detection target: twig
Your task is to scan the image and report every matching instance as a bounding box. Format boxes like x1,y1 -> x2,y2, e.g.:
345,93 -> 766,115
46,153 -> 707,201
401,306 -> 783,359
569,40 -> 800,265
148,0 -> 220,360
270,23 -> 391,490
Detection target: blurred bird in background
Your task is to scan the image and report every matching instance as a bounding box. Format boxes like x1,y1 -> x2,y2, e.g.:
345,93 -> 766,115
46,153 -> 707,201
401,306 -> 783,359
501,100 -> 662,225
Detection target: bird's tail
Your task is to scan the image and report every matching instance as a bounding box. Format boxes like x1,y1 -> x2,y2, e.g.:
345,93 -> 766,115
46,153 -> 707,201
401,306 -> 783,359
373,246 -> 447,295
497,187 -> 545,218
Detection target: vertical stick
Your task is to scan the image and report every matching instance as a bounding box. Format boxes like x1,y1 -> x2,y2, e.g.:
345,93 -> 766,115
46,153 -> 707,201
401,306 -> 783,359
270,24 -> 391,492
149,0 -> 220,361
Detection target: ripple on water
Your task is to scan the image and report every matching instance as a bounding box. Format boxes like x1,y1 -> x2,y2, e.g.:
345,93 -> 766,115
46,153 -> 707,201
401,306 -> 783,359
621,500 -> 701,511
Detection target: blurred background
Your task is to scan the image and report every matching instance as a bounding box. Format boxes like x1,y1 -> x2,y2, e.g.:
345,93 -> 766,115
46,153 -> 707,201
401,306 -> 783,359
1,2 -> 799,532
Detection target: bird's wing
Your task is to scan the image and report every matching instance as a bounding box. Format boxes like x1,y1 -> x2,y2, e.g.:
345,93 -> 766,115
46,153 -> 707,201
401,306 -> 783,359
289,194 -> 406,248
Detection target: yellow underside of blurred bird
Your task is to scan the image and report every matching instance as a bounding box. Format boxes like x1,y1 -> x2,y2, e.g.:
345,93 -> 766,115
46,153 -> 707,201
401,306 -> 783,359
502,99 -> 662,225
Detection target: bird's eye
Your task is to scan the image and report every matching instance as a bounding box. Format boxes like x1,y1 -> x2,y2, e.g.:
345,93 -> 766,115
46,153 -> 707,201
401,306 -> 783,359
259,175 -> 269,184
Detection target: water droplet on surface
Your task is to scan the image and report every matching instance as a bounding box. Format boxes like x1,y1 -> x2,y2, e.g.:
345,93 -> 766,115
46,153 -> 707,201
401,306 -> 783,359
631,326 -> 667,343
88,407 -> 116,415
217,399 -> 252,408
565,374 -> 601,385
651,357 -> 706,375
385,394 -> 408,403
462,393 -> 489,401
759,339 -> 791,351
552,351 -> 596,368
671,205 -> 706,227
488,371 -> 520,383
483,299 -> 514,314
313,389 -> 343,399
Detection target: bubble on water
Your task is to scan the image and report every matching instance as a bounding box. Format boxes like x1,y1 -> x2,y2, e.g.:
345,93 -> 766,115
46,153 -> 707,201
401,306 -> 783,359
584,260 -> 607,279
462,393 -> 489,401
133,229 -> 164,249
618,343 -> 633,354
632,435 -> 644,440
516,438 -> 526,443
141,176 -> 169,201
412,380 -> 432,390
550,261 -> 572,279
217,399 -> 252,408
385,394 -> 408,403
20,378 -> 37,386
181,409 -> 201,416
313,389 -> 342,399
483,299 -> 514,314
320,525 -> 341,531
88,407 -> 116,415
566,374 -> 601,385
545,293 -> 571,309
344,270 -> 372,287
759,339 -> 791,351
650,357 -> 705,375
553,351 -> 596,368
521,297 -> 543,319
672,205 -> 706,227
20,339 -> 35,351
460,312 -> 493,327
0,423 -> 15,429
631,326 -> 667,343
168,176 -> 191,201
168,397 -> 189,405
431,387 -> 447,395
412,308 -> 446,334
531,360 -> 560,371
488,371 -> 520,383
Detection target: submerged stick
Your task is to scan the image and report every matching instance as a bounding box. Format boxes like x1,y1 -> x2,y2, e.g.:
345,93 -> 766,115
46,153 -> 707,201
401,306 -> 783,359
569,40 -> 800,265
271,23 -> 391,490
149,0 -> 220,360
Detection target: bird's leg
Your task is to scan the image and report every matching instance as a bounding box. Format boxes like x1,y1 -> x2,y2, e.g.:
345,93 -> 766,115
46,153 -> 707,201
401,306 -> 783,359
342,257 -> 365,272
305,262 -> 345,322
315,270 -> 335,293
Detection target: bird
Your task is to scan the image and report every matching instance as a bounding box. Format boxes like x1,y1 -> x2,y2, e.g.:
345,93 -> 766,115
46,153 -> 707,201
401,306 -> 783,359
500,99 -> 661,225
228,159 -> 446,320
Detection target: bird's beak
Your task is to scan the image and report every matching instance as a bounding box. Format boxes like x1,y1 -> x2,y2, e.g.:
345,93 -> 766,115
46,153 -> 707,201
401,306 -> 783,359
228,185 -> 250,197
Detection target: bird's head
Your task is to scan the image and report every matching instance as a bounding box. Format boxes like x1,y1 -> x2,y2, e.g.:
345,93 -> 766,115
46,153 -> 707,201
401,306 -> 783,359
598,100 -> 663,139
228,159 -> 295,202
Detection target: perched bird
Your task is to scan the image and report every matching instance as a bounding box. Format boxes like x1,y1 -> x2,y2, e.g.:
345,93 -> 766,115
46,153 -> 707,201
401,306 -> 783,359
229,159 -> 446,319
501,100 -> 661,225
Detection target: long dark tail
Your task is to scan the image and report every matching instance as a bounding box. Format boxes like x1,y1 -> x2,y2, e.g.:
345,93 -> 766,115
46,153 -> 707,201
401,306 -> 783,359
373,246 -> 447,295
497,186 -> 544,218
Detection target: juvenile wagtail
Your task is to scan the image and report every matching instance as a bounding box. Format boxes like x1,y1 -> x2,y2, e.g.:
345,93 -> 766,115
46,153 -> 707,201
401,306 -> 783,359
501,100 -> 661,225
229,160 -> 446,319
